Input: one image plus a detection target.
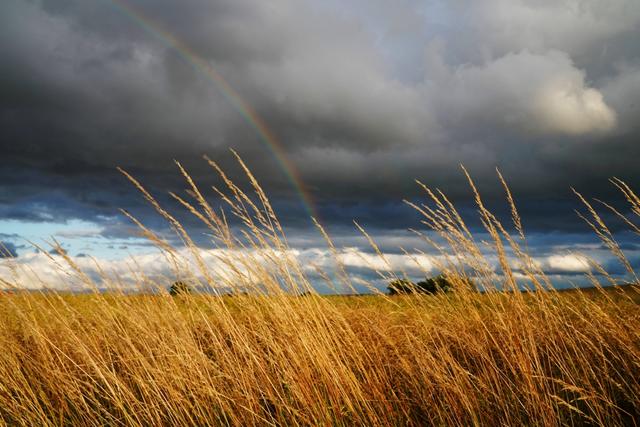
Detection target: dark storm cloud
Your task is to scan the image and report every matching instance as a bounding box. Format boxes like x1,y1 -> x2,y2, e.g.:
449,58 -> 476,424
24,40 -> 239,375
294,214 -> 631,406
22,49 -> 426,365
0,241 -> 18,258
1,0 -> 640,233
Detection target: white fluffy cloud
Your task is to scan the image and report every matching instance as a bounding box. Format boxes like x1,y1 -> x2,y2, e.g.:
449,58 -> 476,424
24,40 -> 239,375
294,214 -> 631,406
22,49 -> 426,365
301,247 -> 434,274
430,50 -> 616,136
1,243 -> 616,293
0,246 -> 436,291
545,254 -> 592,273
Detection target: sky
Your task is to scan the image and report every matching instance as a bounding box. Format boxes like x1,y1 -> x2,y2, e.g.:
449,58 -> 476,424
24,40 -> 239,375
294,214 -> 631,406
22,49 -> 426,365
1,0 -> 640,291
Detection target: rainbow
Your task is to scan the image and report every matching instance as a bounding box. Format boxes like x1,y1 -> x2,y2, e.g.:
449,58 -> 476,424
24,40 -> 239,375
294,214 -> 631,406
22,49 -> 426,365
106,0 -> 318,220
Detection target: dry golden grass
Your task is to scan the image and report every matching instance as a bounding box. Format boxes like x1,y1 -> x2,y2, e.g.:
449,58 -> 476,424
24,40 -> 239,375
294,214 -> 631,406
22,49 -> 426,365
1,157 -> 639,426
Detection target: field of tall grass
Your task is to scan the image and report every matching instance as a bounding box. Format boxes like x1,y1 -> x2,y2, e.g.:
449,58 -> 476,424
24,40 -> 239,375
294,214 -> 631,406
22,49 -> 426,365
1,156 -> 639,426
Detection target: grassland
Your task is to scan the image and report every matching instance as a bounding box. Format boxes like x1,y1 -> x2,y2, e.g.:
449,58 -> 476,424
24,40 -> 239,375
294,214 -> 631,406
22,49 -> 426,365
1,288 -> 639,426
1,157 -> 640,425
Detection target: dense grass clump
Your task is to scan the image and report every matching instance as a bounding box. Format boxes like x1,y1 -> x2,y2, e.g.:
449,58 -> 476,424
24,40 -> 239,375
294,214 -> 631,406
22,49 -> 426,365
1,156 -> 640,426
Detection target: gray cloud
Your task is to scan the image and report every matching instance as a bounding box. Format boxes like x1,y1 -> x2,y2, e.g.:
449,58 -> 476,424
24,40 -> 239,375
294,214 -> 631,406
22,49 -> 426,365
0,241 -> 18,258
1,0 -> 640,232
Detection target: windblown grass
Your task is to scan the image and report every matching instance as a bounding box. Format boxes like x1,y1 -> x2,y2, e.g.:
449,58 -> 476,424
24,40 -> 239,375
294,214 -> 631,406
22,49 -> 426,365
1,156 -> 639,426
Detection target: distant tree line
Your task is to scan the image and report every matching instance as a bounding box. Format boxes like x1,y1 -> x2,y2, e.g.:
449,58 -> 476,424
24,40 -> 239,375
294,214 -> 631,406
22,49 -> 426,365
170,276 -> 475,297
388,274 -> 474,295
169,281 -> 192,296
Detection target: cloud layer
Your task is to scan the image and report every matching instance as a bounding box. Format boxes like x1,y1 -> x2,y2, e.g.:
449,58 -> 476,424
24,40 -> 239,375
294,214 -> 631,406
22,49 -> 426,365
1,0 -> 640,237
2,242 -> 634,292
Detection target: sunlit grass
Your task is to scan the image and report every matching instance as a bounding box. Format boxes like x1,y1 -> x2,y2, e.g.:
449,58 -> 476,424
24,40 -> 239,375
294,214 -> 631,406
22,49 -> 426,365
1,156 -> 639,425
